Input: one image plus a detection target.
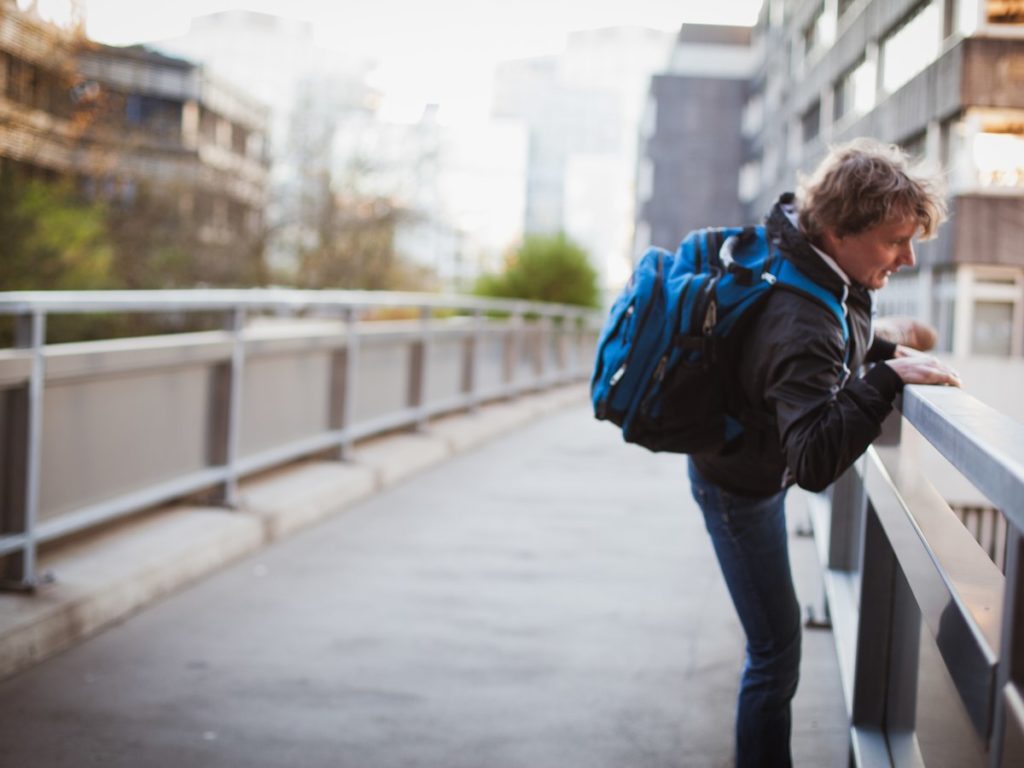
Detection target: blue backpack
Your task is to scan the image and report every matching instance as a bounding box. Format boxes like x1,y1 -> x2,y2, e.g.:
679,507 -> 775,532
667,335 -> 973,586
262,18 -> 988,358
591,225 -> 849,454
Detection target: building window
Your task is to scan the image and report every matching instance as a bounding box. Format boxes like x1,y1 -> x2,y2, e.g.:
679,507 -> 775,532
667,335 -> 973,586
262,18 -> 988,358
766,67 -> 784,111
803,4 -> 823,54
934,266 -> 1024,355
743,95 -> 764,138
833,57 -> 876,123
802,2 -> 835,64
762,144 -> 780,190
945,111 -> 1024,189
636,158 -> 653,206
125,94 -> 142,124
973,126 -> 1024,187
739,160 -> 761,203
802,100 -> 821,142
959,267 -> 1024,356
232,125 -> 248,156
881,1 -> 942,94
973,300 -> 1015,355
987,0 -> 1024,24
788,118 -> 803,165
901,131 -> 928,161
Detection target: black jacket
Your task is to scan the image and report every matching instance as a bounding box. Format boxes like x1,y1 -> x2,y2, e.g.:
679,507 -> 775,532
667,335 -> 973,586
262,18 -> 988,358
692,194 -> 903,497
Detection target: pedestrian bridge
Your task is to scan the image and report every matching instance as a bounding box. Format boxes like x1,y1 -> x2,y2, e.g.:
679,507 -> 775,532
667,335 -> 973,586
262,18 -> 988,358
0,290 -> 1022,768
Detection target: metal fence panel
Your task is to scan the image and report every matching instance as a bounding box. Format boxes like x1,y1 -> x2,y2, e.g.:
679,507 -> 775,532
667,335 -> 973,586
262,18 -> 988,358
0,290 -> 600,589
40,366 -> 210,520
239,350 -> 333,459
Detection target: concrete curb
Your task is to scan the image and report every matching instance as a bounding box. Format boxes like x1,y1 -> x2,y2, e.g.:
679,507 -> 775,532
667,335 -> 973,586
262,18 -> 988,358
0,383 -> 589,681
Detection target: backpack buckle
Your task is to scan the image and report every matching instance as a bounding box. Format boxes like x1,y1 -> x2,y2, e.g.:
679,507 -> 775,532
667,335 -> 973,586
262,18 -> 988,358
702,299 -> 717,336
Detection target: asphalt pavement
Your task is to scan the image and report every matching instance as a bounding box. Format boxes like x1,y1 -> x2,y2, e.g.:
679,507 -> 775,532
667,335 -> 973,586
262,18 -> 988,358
0,403 -> 846,768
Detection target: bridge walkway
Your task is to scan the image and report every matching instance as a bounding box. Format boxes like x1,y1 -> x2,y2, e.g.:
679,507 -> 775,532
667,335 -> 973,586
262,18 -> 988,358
0,402 -> 847,768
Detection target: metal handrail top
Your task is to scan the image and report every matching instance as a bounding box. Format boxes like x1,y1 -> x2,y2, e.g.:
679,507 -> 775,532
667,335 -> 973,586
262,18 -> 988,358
0,289 -> 597,320
903,384 -> 1024,529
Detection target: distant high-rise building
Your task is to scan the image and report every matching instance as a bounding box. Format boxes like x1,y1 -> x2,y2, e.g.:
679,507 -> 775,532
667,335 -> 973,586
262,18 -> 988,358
746,0 -> 1024,357
635,24 -> 756,254
494,27 -> 676,296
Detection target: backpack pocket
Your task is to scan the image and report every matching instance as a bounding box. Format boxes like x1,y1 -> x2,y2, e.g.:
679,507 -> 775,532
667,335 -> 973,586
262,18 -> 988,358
628,352 -> 727,453
591,249 -> 667,424
619,271 -> 726,453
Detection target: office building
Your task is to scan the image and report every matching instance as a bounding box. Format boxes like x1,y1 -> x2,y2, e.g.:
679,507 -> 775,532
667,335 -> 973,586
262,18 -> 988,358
635,24 -> 757,254
745,0 -> 1024,356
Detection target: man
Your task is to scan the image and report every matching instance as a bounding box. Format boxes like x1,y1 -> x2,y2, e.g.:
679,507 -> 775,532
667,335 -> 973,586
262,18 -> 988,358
687,138 -> 961,767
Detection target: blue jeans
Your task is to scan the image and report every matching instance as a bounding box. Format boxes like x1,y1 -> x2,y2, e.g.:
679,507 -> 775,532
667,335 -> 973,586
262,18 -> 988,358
688,460 -> 801,768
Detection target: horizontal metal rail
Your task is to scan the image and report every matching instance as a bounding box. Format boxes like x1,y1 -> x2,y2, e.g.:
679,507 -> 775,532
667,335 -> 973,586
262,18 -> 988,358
0,289 -> 594,319
0,290 -> 601,591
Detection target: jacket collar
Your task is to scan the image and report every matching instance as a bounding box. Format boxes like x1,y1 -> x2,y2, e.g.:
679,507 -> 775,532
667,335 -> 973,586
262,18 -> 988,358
765,193 -> 873,310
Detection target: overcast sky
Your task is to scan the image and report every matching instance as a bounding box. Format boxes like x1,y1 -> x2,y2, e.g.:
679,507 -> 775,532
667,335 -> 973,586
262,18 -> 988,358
74,0 -> 763,54
33,0 -> 764,123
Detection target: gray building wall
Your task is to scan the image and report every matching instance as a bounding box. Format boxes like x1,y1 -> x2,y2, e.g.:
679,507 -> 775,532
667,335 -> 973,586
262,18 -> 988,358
634,24 -> 754,254
640,74 -> 749,249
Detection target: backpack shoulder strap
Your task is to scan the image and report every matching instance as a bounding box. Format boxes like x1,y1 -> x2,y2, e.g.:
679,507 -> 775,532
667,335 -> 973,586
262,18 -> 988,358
772,258 -> 849,345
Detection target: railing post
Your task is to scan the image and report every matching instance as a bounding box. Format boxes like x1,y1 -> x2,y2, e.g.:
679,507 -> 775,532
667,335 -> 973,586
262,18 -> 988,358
993,528 -> 1024,767
829,459 -> 867,572
883,566 -> 924,764
518,310 -> 531,394
207,307 -> 245,507
574,315 -> 587,379
536,314 -> 551,387
463,309 -> 482,412
1,311 -> 46,590
850,503 -> 898,762
409,306 -> 430,430
503,312 -> 521,397
327,343 -> 347,461
337,306 -> 360,460
553,315 -> 568,384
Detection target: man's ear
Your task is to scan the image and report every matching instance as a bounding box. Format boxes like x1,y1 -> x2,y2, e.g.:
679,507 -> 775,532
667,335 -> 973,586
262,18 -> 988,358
819,229 -> 842,256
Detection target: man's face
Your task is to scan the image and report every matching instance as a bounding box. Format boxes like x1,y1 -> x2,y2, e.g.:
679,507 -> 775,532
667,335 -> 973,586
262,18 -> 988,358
823,217 -> 919,290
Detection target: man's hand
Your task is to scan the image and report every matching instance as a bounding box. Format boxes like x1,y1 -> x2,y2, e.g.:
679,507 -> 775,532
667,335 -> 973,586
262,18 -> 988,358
894,344 -> 924,358
875,316 -> 938,351
884,355 -> 962,387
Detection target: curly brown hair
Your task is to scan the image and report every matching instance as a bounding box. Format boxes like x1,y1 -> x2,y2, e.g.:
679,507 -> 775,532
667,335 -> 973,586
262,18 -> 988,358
797,138 -> 947,244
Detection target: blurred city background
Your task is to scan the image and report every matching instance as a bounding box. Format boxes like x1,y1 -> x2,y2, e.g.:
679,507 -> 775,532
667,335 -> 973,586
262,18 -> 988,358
5,0 -> 1024,359
3,1 -> 1024,765
0,0 -> 757,309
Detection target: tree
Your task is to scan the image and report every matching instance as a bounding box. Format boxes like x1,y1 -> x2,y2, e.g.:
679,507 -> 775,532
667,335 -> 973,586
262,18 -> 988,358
0,172 -> 115,291
474,234 -> 599,307
296,181 -> 437,291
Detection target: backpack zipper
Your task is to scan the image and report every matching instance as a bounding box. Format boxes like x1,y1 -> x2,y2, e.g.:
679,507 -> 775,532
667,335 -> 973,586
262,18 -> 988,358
607,251 -> 664,395
636,273 -> 698,414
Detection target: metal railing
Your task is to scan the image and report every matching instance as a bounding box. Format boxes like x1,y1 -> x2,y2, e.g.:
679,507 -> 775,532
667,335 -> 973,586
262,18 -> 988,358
813,383 -> 1024,767
0,289 -> 600,592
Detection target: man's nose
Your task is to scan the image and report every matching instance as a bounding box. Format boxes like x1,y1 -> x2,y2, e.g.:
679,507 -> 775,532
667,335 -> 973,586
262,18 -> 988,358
901,242 -> 916,267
